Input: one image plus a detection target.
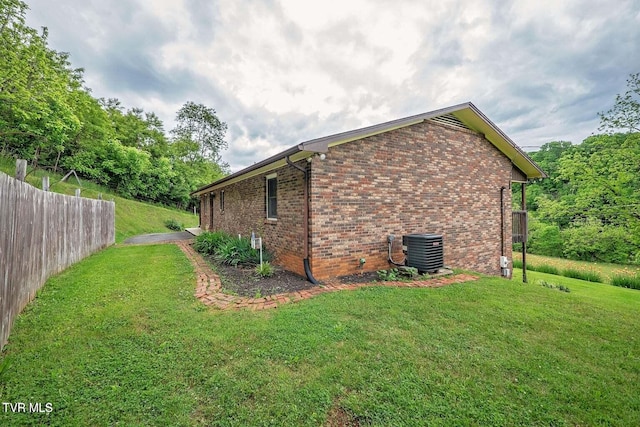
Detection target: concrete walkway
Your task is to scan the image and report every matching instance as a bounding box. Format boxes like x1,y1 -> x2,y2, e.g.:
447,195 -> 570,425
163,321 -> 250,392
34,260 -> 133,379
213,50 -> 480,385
175,240 -> 480,311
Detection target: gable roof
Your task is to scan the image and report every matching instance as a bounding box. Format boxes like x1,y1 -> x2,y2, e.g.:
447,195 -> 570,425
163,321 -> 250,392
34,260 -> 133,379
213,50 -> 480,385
192,102 -> 546,195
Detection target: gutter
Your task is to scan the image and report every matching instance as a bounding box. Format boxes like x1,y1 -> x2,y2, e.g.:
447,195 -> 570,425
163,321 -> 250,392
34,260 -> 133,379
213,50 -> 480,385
286,156 -> 319,285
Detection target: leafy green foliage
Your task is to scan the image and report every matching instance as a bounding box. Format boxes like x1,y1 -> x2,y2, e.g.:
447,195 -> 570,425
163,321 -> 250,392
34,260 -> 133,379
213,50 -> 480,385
255,262 -> 275,278
171,101 -> 229,168
517,75 -> 640,265
525,219 -> 564,258
0,156 -> 198,242
194,231 -> 271,266
216,236 -> 261,266
0,1 -> 227,208
561,268 -> 603,283
194,231 -> 232,254
377,269 -> 400,281
599,73 -> 640,133
611,274 -> 640,290
521,133 -> 640,264
164,219 -> 184,231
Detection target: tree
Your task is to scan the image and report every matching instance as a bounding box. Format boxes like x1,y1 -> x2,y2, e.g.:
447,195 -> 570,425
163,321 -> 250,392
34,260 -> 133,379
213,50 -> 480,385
171,101 -> 228,167
0,1 -> 226,209
598,73 -> 640,133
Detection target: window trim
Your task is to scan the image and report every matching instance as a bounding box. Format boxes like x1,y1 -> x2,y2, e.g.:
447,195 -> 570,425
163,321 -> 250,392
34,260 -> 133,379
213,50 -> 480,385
266,173 -> 277,220
219,190 -> 225,212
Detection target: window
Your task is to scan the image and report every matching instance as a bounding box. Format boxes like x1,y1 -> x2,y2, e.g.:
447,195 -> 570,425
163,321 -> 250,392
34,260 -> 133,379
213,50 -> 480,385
209,192 -> 215,229
266,174 -> 277,219
220,190 -> 225,211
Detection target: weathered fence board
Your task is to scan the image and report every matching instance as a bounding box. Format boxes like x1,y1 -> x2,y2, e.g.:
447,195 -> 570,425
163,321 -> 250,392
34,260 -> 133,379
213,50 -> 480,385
0,171 -> 115,350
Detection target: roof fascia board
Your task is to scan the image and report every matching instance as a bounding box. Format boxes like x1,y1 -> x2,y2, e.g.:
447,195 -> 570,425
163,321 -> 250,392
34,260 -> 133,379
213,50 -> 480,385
192,150 -> 310,195
192,101 -> 545,196
451,104 -> 547,179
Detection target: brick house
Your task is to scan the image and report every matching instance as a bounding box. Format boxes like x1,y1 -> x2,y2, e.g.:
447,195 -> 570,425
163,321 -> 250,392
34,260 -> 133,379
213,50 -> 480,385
192,102 -> 545,282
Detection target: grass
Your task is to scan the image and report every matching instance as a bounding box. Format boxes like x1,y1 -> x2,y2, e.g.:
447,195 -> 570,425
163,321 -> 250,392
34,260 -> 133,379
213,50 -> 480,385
1,246 -> 639,425
0,156 -> 198,242
611,274 -> 640,290
514,251 -> 640,283
513,260 -> 603,282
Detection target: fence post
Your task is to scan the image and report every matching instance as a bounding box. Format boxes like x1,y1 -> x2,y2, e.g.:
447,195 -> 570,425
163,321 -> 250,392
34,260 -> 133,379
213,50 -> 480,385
42,176 -> 50,191
15,159 -> 27,181
75,189 -> 81,198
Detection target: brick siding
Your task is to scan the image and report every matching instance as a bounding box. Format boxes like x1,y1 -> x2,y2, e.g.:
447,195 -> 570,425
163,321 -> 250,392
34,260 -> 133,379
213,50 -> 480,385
200,119 -> 514,280
200,162 -> 307,277
309,120 -> 513,279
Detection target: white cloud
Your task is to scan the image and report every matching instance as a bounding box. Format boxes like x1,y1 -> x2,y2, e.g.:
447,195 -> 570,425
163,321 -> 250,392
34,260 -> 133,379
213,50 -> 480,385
24,0 -> 640,171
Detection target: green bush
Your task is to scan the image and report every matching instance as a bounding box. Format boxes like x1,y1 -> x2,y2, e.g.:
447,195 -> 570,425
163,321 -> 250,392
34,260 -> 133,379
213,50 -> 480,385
194,231 -> 232,255
195,232 -> 272,266
561,268 -> 603,283
611,275 -> 640,290
255,262 -> 275,278
164,219 -> 184,231
561,219 -> 636,264
527,220 -> 564,258
377,269 -> 400,281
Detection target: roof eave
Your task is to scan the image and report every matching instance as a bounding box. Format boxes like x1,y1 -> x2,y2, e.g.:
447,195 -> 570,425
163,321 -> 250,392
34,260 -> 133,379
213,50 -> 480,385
191,102 -> 546,196
452,103 -> 547,180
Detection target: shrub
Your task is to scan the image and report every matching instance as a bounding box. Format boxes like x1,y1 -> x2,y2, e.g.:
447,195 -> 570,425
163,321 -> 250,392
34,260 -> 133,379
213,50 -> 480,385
561,268 -> 603,283
164,219 -> 183,231
377,269 -> 400,281
216,239 -> 244,266
255,262 -> 275,278
195,232 -> 272,266
561,219 -> 636,264
215,235 -> 272,266
527,221 -> 564,257
194,231 -> 231,255
611,275 -> 640,290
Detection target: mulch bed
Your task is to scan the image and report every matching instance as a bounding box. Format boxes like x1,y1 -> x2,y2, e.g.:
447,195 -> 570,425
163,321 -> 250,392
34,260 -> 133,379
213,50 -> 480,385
202,254 -> 451,297
204,255 -> 317,297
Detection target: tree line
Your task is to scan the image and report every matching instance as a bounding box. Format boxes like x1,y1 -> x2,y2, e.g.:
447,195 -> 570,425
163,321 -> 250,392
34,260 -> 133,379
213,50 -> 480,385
0,0 -> 227,208
518,73 -> 640,264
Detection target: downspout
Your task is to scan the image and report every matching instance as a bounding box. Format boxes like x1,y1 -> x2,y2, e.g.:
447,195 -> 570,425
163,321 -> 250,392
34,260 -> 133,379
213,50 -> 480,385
286,156 -> 319,284
500,186 -> 506,260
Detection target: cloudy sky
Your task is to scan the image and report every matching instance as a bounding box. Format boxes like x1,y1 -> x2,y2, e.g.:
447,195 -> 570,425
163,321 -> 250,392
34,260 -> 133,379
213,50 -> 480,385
25,0 -> 640,171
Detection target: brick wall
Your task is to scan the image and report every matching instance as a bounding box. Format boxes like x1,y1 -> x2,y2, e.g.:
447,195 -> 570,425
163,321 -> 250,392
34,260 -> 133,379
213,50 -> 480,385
309,120 -> 513,279
200,162 -> 308,276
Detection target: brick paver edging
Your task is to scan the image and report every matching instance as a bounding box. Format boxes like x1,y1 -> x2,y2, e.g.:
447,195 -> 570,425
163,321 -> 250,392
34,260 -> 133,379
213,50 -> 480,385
176,241 -> 480,311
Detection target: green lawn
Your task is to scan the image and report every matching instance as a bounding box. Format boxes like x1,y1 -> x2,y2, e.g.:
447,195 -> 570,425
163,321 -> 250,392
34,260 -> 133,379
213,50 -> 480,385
514,251 -> 640,282
1,245 -> 639,426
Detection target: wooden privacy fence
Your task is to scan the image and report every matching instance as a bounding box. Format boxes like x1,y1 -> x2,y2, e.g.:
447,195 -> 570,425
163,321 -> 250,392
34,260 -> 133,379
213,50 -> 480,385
0,170 -> 115,351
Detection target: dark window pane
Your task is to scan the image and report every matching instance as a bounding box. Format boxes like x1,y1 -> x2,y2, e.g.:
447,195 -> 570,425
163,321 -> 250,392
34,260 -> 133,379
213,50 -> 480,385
267,177 -> 277,218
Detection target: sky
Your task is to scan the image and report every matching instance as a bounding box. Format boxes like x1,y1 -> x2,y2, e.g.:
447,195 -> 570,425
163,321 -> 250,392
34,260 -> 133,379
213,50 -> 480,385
24,0 -> 640,172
